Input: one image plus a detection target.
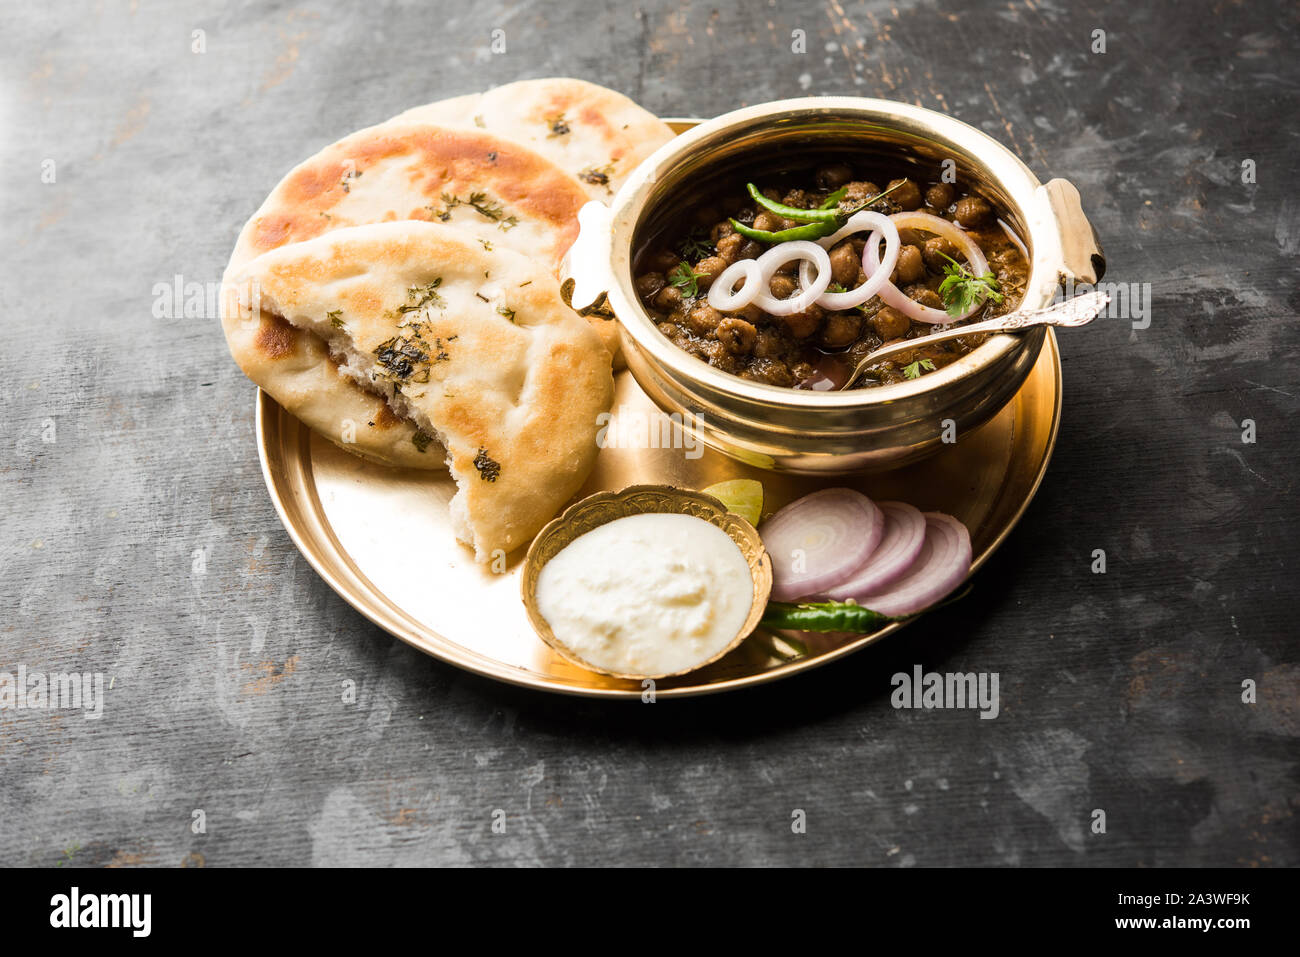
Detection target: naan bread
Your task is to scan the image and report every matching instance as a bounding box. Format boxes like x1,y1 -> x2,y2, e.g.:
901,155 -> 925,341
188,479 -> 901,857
222,122 -> 614,468
227,221 -> 614,562
388,77 -> 675,201
227,122 -> 587,274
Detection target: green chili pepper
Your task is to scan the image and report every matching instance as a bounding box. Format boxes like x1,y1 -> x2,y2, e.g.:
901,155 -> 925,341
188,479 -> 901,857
761,585 -> 972,632
732,182 -> 907,246
761,600 -> 898,632
729,217 -> 840,244
747,183 -> 842,224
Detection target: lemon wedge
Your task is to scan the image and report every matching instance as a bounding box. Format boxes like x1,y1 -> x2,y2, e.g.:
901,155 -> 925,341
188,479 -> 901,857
701,479 -> 764,526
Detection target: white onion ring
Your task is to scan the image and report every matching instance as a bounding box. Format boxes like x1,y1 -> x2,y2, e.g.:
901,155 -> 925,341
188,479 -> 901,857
852,512 -> 972,616
706,258 -> 763,312
761,488 -> 883,601
797,211 -> 901,311
750,240 -> 832,316
823,501 -> 927,600
863,211 -> 991,325
814,209 -> 892,252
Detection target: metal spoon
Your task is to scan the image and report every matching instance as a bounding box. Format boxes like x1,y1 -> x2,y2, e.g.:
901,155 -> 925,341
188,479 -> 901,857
838,291 -> 1111,390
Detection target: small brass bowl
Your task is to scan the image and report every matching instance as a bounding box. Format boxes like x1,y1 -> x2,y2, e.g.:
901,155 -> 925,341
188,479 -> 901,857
521,484 -> 774,680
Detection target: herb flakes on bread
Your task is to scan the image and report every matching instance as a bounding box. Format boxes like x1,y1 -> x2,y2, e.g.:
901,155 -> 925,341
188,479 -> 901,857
227,221 -> 614,561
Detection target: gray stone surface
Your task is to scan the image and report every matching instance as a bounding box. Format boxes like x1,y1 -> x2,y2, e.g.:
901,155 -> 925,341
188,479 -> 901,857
1,0 -> 1295,867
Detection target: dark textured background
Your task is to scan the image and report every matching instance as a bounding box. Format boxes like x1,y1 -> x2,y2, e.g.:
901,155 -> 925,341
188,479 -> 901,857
1,0 -> 1296,867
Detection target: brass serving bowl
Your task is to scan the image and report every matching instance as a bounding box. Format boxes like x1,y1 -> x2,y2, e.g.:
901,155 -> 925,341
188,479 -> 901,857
520,484 -> 774,680
563,97 -> 1105,474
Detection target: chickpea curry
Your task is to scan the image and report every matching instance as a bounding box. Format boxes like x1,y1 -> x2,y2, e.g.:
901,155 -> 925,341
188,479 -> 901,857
634,163 -> 1029,389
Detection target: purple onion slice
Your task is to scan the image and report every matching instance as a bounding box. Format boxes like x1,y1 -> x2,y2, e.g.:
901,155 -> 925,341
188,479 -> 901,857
852,512 -> 972,616
824,501 -> 927,601
761,488 -> 882,601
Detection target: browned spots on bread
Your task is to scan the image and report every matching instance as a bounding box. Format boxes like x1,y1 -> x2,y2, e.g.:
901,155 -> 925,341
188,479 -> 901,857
341,284 -> 383,317
577,103 -> 610,136
346,131 -> 412,168
285,160 -> 347,203
354,126 -> 583,238
577,103 -> 627,162
255,313 -> 299,359
439,396 -> 492,449
372,403 -> 401,430
269,252 -> 331,285
252,214 -> 295,253
233,125 -> 587,273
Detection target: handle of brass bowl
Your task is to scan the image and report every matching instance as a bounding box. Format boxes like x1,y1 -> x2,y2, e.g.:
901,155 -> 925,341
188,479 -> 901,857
559,201 -> 619,319
1041,178 -> 1106,285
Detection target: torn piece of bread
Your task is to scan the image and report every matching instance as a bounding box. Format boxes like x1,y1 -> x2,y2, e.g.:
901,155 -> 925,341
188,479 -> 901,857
220,280 -> 442,468
228,221 -> 614,561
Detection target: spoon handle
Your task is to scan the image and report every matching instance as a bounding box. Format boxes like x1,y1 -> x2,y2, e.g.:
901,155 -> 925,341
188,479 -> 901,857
840,291 -> 1111,390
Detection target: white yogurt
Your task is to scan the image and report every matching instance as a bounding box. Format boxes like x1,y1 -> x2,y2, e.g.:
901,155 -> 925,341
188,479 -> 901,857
535,512 -> 755,677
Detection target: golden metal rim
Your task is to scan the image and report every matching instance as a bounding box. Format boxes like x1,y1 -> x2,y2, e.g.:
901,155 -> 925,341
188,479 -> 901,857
253,328 -> 1061,699
250,110 -> 1067,699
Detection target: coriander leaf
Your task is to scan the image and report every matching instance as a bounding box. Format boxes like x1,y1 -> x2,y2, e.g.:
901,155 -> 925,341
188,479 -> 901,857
902,358 -> 937,380
819,186 -> 849,209
676,226 -> 714,261
667,262 -> 708,299
936,252 -> 1004,319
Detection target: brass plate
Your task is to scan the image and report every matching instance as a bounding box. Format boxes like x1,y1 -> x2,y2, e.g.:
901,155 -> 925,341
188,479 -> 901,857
255,329 -> 1060,699
252,115 -> 1063,698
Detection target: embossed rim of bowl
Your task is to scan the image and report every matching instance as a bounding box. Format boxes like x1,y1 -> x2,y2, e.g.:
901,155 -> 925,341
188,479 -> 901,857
520,484 -> 774,680
600,96 -> 1084,408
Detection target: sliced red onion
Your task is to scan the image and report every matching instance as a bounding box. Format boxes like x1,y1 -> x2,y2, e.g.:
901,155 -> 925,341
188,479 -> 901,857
751,240 -> 832,316
823,501 -> 926,600
707,258 -> 763,312
761,488 -> 882,601
797,211 -> 901,310
851,511 -> 972,616
863,211 -> 991,325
